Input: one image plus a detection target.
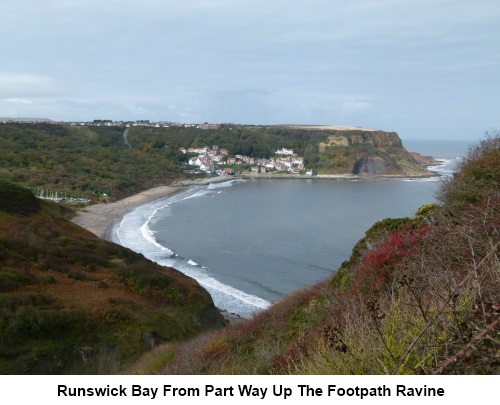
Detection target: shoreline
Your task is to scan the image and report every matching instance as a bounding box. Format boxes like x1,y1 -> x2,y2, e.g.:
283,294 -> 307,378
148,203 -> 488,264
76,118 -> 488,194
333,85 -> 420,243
72,168 -> 443,239
70,184 -> 246,324
71,185 -> 187,241
171,170 -> 440,187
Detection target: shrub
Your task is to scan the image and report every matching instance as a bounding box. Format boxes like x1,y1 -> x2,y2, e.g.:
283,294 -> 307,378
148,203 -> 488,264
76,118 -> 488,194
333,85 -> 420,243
0,182 -> 40,215
0,267 -> 36,292
438,132 -> 499,216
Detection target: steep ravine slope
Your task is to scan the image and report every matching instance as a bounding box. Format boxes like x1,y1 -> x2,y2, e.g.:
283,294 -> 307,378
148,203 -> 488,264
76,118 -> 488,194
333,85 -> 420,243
0,182 -> 226,374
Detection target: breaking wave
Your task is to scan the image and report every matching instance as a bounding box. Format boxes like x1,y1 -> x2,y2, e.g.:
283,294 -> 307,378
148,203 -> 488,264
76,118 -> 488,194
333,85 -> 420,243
114,180 -> 270,318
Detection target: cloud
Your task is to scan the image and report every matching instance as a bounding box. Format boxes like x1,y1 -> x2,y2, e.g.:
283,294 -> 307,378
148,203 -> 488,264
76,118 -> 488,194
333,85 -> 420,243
5,98 -> 34,105
0,1 -> 498,138
0,73 -> 65,98
341,101 -> 373,115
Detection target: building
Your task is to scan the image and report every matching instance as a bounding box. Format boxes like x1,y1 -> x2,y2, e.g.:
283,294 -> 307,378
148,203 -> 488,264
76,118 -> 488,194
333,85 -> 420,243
275,148 -> 294,155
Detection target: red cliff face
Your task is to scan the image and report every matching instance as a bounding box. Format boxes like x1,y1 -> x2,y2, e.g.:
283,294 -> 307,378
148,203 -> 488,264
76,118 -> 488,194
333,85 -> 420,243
370,131 -> 403,148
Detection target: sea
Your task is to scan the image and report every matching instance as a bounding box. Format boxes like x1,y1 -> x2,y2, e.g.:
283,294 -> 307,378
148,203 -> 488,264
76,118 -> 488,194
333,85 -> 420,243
113,139 -> 474,318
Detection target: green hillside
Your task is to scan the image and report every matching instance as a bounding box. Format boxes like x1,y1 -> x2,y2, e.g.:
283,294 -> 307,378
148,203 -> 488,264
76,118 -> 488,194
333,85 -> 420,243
0,182 -> 226,374
0,123 -> 432,206
127,124 -> 431,176
0,123 -> 181,202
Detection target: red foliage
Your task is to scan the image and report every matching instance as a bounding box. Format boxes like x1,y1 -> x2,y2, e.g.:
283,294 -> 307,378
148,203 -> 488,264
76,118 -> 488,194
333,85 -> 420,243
271,342 -> 306,372
353,226 -> 430,297
271,327 -> 325,373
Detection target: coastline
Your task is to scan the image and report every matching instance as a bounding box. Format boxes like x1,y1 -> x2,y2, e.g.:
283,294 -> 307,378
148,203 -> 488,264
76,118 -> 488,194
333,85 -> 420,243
170,170 -> 439,187
70,184 -> 246,324
71,185 -> 186,241
70,159 -> 442,240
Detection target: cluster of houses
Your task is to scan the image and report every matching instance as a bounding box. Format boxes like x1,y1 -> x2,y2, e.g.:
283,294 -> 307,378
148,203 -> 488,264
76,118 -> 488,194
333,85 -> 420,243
180,145 -> 307,175
66,121 -> 222,129
1,118 -> 226,130
0,118 -> 224,129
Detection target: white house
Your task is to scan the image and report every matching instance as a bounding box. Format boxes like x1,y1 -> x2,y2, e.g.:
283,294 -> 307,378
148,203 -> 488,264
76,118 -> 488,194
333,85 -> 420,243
275,148 -> 294,155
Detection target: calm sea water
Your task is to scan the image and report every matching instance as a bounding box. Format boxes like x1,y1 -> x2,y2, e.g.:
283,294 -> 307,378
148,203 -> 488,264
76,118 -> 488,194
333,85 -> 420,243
114,139 -> 472,317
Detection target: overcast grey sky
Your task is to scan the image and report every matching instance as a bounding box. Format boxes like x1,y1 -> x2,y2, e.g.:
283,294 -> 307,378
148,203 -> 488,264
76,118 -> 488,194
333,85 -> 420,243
1,0 -> 499,139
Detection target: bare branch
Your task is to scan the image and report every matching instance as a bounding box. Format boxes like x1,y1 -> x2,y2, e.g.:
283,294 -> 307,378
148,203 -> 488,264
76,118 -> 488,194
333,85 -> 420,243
433,317 -> 500,375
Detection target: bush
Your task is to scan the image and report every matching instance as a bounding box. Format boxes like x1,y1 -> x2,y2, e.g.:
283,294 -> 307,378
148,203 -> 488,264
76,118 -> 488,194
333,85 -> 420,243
0,267 -> 36,292
0,182 -> 40,215
438,132 -> 499,216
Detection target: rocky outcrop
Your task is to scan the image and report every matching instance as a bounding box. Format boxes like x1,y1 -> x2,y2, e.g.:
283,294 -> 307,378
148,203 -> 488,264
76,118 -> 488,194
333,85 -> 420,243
308,128 -> 434,176
324,130 -> 434,177
411,152 -> 438,167
352,155 -> 396,176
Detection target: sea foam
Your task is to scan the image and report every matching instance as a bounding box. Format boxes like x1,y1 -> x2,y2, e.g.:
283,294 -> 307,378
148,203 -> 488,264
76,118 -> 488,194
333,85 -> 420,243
114,182 -> 270,318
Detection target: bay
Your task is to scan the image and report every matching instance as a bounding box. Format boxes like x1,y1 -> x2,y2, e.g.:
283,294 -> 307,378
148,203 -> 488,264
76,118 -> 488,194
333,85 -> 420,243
115,139 -> 472,317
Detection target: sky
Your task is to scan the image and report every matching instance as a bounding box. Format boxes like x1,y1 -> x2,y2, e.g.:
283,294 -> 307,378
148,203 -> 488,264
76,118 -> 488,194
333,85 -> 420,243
1,0 -> 499,140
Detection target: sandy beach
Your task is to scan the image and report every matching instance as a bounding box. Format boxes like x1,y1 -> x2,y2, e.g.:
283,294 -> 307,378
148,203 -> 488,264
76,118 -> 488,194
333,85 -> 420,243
71,185 -> 185,240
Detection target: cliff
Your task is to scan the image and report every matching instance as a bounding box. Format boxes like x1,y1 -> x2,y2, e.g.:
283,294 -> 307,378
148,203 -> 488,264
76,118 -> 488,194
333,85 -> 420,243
313,128 -> 432,176
124,124 -> 434,179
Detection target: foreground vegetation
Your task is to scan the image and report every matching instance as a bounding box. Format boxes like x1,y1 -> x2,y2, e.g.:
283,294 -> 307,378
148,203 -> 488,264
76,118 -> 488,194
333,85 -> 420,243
130,134 -> 499,375
0,182 -> 226,374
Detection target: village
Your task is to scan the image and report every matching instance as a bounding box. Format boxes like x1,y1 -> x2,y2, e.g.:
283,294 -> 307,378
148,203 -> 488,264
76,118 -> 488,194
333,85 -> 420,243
179,145 -> 311,176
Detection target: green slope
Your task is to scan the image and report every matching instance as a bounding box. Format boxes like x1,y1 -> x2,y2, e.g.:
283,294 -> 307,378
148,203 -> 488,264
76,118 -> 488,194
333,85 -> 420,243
0,182 -> 226,374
